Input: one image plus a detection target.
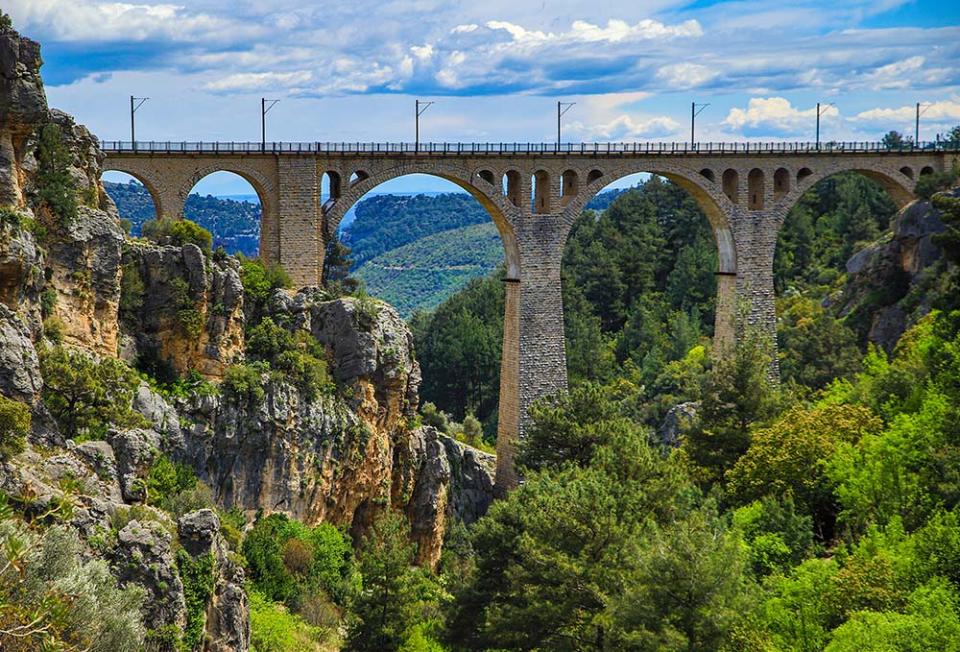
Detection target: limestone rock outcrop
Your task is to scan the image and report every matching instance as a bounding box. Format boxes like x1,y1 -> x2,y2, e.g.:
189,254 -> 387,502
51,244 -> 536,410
122,241 -> 245,379
178,509 -> 250,652
837,189 -> 955,351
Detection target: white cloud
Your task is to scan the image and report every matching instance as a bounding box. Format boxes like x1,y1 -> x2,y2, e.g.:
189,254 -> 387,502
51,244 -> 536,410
852,99 -> 960,124
411,43 -> 434,61
723,97 -> 839,134
7,0 -> 254,42
863,55 -> 926,90
483,17 -> 702,45
205,71 -> 313,92
568,114 -> 681,141
656,63 -> 718,90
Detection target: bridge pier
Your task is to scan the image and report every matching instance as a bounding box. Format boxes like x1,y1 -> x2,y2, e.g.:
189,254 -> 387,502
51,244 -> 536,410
495,215 -> 570,492
277,158 -> 323,285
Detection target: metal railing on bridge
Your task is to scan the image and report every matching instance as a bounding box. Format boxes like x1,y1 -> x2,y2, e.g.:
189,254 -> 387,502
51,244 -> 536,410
99,140 -> 960,156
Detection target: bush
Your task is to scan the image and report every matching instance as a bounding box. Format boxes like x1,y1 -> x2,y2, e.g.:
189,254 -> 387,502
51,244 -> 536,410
176,549 -> 215,651
0,503 -> 146,651
238,255 -> 291,309
915,168 -> 958,199
248,589 -> 332,652
222,362 -> 267,404
119,262 -> 145,325
242,513 -> 356,609
0,396 -> 31,460
246,318 -> 333,399
40,345 -> 147,440
144,454 -> 199,512
35,123 -> 78,226
142,218 -> 213,252
169,276 -> 203,338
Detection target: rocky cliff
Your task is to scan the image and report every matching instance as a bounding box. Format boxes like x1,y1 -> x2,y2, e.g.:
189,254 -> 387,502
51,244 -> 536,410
0,23 -> 494,651
837,189 -> 957,351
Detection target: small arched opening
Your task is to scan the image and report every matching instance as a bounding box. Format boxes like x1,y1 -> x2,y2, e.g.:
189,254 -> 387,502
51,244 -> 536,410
722,169 -> 739,204
321,171 -> 342,210
350,170 -> 369,186
560,170 -> 578,206
899,166 -> 914,180
533,170 -> 551,214
920,166 -> 935,177
503,170 -> 522,207
478,169 -> 495,185
748,169 -> 765,210
774,167 -> 790,201
700,168 -> 716,183
587,169 -> 604,185
797,167 -> 813,184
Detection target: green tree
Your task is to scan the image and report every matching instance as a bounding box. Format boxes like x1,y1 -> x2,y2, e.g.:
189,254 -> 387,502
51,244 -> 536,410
347,511 -> 434,652
323,237 -> 360,296
683,333 -> 778,484
728,404 -> 881,539
446,419 -> 690,650
35,123 -> 78,225
882,131 -> 909,149
610,507 -> 755,651
40,345 -> 146,440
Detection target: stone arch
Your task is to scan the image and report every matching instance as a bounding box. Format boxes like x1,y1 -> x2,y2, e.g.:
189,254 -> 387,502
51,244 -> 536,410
178,164 -> 278,263
349,170 -> 369,185
533,170 -> 551,214
560,170 -> 578,206
748,168 -> 765,210
587,169 -> 603,184
782,162 -> 916,214
722,168 -> 739,205
478,169 -> 495,185
322,161 -> 520,279
920,165 -> 935,176
503,170 -> 522,208
562,162 -> 739,350
101,167 -> 163,220
900,166 -> 914,180
700,168 -> 716,183
773,167 -> 790,201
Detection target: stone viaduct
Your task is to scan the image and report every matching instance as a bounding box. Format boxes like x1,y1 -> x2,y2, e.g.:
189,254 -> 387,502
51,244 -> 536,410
101,140 -> 956,490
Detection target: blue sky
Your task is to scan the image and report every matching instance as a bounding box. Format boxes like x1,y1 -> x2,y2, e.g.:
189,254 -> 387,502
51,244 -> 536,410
7,0 -> 960,195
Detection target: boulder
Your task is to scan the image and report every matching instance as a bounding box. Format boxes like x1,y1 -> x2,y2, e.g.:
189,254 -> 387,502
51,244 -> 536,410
107,427 -> 162,502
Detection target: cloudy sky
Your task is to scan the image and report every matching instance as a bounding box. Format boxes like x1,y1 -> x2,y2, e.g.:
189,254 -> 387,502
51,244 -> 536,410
7,0 -> 960,194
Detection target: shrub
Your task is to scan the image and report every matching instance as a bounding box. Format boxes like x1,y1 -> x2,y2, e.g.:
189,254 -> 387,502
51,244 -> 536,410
144,454 -> 199,512
40,345 -> 147,440
142,218 -> 213,252
169,276 -> 203,338
242,513 -> 356,609
176,550 -> 215,651
35,123 -> 78,226
248,589 -> 332,652
246,318 -> 334,399
0,503 -> 147,651
238,255 -> 291,312
222,362 -> 267,404
119,262 -> 145,325
0,396 -> 31,460
915,168 -> 958,199
40,286 -> 58,318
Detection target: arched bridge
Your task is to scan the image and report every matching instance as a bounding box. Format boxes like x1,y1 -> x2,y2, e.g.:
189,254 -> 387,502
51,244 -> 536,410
101,139 -> 958,490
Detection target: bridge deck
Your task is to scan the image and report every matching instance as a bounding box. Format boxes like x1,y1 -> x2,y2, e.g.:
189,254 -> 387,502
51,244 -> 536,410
100,140 -> 958,157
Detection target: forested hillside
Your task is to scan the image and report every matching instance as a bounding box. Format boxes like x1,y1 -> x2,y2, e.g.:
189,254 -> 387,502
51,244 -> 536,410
105,180 -> 261,256
401,164 -> 960,650
354,221 -> 503,316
